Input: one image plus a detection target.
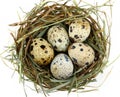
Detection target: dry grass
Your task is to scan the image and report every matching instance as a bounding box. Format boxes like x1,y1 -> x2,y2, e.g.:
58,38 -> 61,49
5,0 -> 112,96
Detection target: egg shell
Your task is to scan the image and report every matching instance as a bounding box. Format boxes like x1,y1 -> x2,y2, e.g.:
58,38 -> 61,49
47,25 -> 70,52
69,18 -> 91,42
50,53 -> 74,79
30,38 -> 54,66
68,43 -> 95,67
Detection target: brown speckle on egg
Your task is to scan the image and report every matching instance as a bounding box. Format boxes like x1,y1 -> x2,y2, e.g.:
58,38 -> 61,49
80,48 -> 83,51
40,45 -> 45,49
79,43 -> 82,46
74,35 -> 79,39
85,62 -> 89,66
82,19 -> 85,22
49,45 -> 52,48
81,25 -> 85,29
39,38 -> 43,41
57,26 -> 62,30
71,45 -> 76,49
41,58 -> 44,60
58,39 -> 62,43
45,50 -> 48,53
43,61 -> 47,63
70,26 -> 73,32
80,35 -> 82,38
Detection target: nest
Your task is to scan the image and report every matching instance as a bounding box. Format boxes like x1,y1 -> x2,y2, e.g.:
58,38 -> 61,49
9,0 -> 111,95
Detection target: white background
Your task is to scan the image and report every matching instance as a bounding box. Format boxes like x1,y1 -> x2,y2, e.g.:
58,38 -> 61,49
0,0 -> 120,97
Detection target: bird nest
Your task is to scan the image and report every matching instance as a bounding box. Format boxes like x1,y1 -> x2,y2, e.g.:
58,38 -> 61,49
8,0 -> 112,96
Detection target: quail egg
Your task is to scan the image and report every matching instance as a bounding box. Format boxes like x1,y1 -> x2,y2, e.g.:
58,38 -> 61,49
30,38 -> 54,66
68,43 -> 95,67
69,18 -> 91,42
47,25 -> 69,52
50,53 -> 74,79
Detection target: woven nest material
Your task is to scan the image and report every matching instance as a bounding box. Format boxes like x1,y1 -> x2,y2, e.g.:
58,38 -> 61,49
9,0 -> 111,94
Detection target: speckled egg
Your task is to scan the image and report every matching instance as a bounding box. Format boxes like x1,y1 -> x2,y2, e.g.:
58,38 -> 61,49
69,18 -> 91,42
47,25 -> 70,52
68,43 -> 95,67
30,38 -> 54,66
50,53 -> 74,79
